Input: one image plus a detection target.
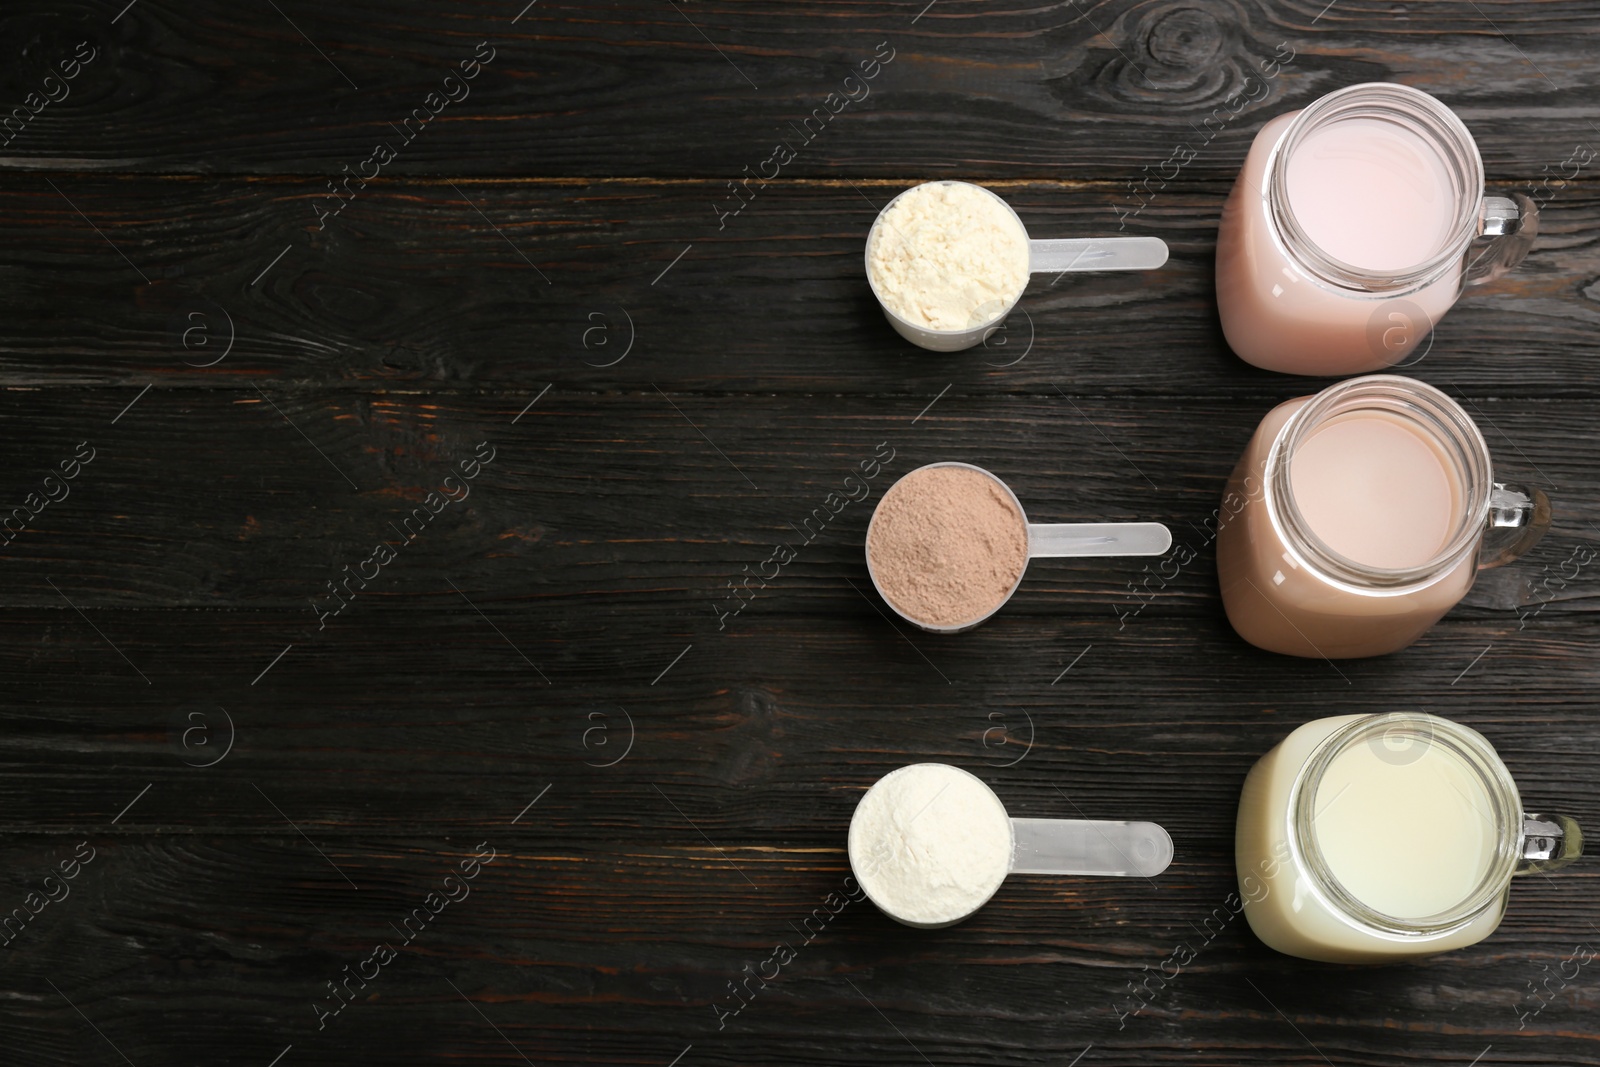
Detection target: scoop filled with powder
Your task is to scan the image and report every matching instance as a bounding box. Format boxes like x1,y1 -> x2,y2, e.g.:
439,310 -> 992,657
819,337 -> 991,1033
865,462 -> 1175,632
848,762 -> 1176,928
866,464 -> 1028,630
863,180 -> 1170,352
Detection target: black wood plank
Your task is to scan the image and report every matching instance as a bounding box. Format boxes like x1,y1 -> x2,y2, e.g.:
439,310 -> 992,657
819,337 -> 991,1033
0,178 -> 1596,395
0,388 -> 1590,609
0,834 -> 1594,1066
1,0 -> 1598,180
0,605 -> 1594,835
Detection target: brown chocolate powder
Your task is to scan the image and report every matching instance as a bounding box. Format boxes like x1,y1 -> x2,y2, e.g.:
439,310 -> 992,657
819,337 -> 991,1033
867,465 -> 1028,628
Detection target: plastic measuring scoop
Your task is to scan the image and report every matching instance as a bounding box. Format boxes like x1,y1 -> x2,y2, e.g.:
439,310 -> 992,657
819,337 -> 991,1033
865,180 -> 1170,352
865,461 -> 1173,634
848,763 -> 1174,929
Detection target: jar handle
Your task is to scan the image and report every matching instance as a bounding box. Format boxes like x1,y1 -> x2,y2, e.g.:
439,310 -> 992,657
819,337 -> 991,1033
1478,482 -> 1550,570
1516,813 -> 1583,875
1464,193 -> 1539,287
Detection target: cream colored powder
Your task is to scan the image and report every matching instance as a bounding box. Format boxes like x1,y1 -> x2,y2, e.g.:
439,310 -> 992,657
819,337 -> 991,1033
867,181 -> 1030,331
848,763 -> 1012,926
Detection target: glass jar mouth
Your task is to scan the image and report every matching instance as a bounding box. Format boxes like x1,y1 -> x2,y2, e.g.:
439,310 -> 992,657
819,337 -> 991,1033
1267,82 -> 1484,292
1266,375 -> 1491,589
1289,713 -> 1522,936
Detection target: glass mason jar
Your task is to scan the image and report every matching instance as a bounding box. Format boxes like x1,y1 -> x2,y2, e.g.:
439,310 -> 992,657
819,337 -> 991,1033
1216,82 -> 1538,375
1237,713 -> 1583,963
1215,375 -> 1549,658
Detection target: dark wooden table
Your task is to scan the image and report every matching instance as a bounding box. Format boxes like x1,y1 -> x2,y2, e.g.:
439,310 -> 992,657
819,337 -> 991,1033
1,1 -> 1597,1064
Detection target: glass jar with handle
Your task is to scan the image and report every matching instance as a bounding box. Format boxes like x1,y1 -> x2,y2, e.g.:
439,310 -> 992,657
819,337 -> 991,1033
1216,82 -> 1538,375
1236,713 -> 1582,962
1216,375 -> 1548,658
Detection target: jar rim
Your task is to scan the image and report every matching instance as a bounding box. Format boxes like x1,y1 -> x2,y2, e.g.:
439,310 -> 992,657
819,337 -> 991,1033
1267,82 -> 1484,292
1288,713 -> 1522,936
1265,375 -> 1491,590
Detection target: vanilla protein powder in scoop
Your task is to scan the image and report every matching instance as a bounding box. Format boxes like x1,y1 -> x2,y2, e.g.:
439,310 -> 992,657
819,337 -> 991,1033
867,464 -> 1028,629
848,763 -> 1012,926
867,181 -> 1030,331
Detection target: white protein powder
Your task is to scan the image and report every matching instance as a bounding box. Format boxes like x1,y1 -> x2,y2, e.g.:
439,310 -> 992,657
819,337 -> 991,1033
847,763 -> 1012,926
866,181 -> 1030,332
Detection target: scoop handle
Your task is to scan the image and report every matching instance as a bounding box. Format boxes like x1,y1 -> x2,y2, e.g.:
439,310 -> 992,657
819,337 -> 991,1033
1010,818 -> 1173,877
1028,522 -> 1172,558
1028,237 -> 1169,274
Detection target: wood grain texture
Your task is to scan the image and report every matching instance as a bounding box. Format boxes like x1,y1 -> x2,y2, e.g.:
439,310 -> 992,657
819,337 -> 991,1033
1,0 -> 1599,1065
0,385 -> 1596,613
0,178 -> 1596,394
0,0 -> 1598,179
0,836 -> 1595,1066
